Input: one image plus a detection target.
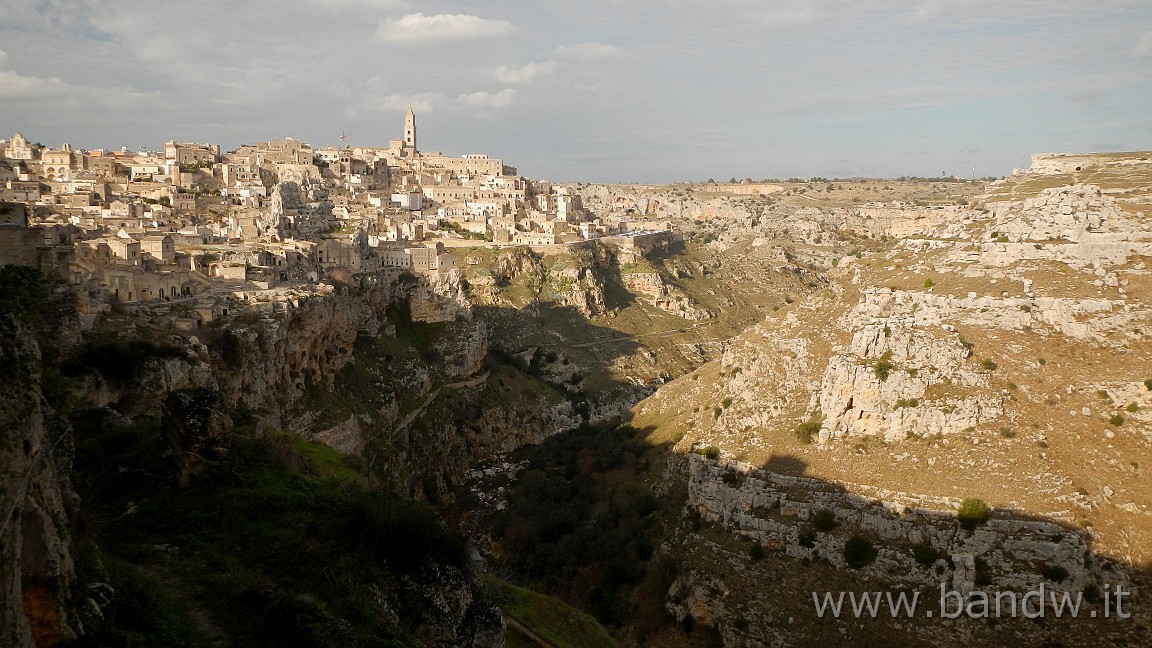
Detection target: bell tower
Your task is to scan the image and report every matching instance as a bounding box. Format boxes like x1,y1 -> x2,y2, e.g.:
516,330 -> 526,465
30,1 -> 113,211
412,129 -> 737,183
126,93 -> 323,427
404,106 -> 417,152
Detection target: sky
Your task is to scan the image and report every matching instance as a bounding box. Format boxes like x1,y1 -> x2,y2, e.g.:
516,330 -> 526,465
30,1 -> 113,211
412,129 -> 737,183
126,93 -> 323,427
1,0 -> 1151,183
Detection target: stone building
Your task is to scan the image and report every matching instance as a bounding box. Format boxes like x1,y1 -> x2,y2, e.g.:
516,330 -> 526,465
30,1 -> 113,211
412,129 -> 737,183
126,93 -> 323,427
4,133 -> 35,161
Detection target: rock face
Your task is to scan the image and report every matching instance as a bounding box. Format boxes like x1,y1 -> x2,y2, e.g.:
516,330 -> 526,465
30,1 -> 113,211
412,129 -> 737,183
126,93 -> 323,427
403,564 -> 505,647
621,272 -> 712,320
0,316 -> 78,647
411,269 -> 473,323
688,454 -> 1127,596
817,290 -> 1002,442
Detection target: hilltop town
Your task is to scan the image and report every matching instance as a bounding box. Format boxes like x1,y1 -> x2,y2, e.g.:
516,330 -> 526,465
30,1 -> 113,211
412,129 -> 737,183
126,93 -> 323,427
3,124 -> 1152,646
0,112 -> 672,327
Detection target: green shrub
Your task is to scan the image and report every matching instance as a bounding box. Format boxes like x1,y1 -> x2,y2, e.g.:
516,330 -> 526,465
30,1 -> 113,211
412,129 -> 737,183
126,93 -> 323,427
1126,402 -> 1139,413
1041,564 -> 1070,583
1000,427 -> 1015,438
923,278 -> 935,288
812,509 -> 836,531
843,536 -> 878,568
694,446 -> 720,460
981,358 -> 998,371
894,398 -> 919,408
794,417 -> 824,444
1109,414 -> 1125,426
957,498 -> 992,530
1096,389 -> 1110,399
874,351 -> 894,381
912,543 -> 941,567
748,543 -> 765,561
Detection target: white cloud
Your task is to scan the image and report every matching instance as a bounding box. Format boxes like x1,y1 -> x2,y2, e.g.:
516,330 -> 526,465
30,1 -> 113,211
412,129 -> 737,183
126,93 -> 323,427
376,13 -> 515,42
0,69 -> 69,98
456,89 -> 517,110
365,91 -> 445,114
551,42 -> 623,59
1136,31 -> 1152,58
492,60 -> 557,84
0,51 -> 69,98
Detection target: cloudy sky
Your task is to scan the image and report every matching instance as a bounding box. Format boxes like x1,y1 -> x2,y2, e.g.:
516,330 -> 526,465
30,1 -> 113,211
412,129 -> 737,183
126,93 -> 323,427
2,0 -> 1150,182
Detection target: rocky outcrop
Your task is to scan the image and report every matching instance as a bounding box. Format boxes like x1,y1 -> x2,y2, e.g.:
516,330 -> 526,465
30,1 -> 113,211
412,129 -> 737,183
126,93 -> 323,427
621,272 -> 711,320
548,261 -> 606,317
402,564 -> 505,647
818,293 -> 1003,442
411,270 -> 473,323
688,454 -> 1128,596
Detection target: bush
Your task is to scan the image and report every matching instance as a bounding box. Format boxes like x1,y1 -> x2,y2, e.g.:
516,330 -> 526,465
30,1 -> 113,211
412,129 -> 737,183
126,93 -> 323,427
912,542 -> 941,566
843,536 -> 878,568
1126,402 -> 1139,413
874,352 -> 894,381
694,446 -> 720,460
812,509 -> 836,531
981,358 -> 998,371
1000,427 -> 1015,438
794,417 -> 824,444
923,278 -> 935,288
1109,414 -> 1125,426
957,498 -> 992,530
1041,564 -> 1070,583
748,544 -> 765,561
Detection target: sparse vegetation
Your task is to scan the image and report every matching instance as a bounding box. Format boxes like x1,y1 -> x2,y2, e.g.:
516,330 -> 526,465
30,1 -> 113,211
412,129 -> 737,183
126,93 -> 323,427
812,508 -> 837,531
1127,402 -> 1139,413
1109,414 -> 1125,426
748,543 -> 765,561
874,351 -> 894,381
981,358 -> 997,371
843,536 -> 878,568
695,445 -> 721,460
912,542 -> 941,567
957,498 -> 992,530
1041,564 -> 1070,583
794,416 -> 824,444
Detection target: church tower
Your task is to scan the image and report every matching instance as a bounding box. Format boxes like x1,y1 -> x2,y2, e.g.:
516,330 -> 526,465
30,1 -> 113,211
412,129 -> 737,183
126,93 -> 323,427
403,106 -> 417,152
